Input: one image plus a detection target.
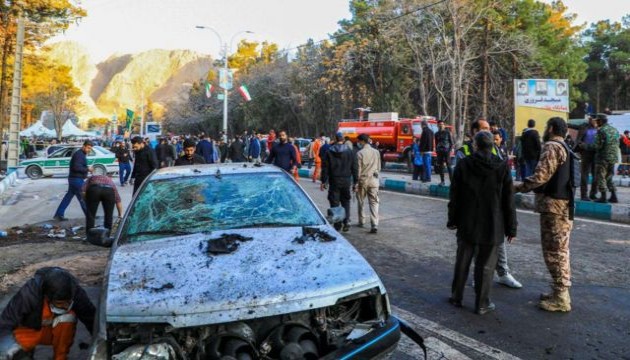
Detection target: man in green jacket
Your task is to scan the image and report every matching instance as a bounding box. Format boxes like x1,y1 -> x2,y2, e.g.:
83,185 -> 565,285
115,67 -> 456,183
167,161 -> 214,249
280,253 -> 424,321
585,114 -> 620,203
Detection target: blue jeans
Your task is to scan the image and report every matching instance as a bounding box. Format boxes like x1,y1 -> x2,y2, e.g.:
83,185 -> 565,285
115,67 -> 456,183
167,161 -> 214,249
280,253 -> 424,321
422,153 -> 432,182
524,159 -> 538,178
54,177 -> 87,217
119,162 -> 131,185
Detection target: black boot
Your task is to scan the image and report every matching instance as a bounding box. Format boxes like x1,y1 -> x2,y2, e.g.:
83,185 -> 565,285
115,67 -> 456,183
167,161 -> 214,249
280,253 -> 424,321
580,189 -> 590,201
596,191 -> 607,203
589,191 -> 598,200
609,191 -> 618,203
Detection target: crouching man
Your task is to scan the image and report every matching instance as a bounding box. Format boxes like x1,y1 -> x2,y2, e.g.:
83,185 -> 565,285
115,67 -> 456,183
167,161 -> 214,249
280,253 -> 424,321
0,267 -> 95,360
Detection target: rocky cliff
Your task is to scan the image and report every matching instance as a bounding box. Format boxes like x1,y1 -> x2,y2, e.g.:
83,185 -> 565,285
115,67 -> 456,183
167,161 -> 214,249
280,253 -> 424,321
47,41 -> 214,121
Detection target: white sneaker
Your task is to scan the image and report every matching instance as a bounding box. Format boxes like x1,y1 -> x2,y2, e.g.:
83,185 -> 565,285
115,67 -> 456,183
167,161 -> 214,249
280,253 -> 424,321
497,273 -> 522,289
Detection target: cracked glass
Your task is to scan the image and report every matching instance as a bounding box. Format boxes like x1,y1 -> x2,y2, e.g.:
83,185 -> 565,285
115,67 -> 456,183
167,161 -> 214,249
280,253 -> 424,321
122,172 -> 325,242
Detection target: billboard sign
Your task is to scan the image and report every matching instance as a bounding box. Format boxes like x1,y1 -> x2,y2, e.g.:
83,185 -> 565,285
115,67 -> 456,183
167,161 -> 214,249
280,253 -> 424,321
514,79 -> 569,135
145,122 -> 162,140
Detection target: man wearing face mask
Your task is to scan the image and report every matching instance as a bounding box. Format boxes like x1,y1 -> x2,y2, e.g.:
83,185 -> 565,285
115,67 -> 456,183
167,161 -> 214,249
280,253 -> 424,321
0,267 -> 95,360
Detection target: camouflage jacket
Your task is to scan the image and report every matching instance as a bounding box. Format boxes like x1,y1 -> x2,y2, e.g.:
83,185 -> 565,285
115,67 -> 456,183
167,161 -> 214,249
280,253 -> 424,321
514,136 -> 569,216
594,124 -> 620,163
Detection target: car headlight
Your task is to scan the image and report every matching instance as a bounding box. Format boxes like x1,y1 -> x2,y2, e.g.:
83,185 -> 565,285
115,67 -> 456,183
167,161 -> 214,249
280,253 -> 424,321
111,343 -> 177,360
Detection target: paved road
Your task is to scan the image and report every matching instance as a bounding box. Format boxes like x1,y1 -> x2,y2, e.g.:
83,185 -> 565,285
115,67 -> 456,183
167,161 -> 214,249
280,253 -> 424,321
298,179 -> 630,359
2,175 -> 629,359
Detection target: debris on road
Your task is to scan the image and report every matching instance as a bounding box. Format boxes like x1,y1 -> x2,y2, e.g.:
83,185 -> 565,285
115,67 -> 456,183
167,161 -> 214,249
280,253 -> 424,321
293,227 -> 336,244
47,228 -> 66,238
206,233 -> 253,255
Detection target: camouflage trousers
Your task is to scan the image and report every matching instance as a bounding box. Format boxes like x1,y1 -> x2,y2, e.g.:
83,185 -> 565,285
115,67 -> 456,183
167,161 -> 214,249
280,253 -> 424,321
595,161 -> 616,193
540,213 -> 573,291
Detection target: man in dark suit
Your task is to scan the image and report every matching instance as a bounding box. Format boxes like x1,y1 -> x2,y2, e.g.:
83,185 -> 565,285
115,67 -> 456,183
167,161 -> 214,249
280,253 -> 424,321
195,134 -> 215,164
447,131 -> 517,315
130,136 -> 158,194
521,119 -> 542,177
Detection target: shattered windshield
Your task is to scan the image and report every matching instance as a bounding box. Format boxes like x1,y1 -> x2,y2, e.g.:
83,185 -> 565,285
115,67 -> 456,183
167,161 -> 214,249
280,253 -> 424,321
122,172 -> 325,242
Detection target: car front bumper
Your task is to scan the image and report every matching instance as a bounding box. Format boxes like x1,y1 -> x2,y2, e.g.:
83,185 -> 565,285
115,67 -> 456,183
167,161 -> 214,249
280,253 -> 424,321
321,316 -> 401,360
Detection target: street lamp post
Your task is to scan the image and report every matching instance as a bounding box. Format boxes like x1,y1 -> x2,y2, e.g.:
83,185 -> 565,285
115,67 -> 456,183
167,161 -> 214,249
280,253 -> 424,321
195,26 -> 253,139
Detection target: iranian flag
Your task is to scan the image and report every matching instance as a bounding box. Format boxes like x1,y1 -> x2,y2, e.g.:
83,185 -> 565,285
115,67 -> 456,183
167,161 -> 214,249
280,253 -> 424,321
205,83 -> 213,98
238,84 -> 252,102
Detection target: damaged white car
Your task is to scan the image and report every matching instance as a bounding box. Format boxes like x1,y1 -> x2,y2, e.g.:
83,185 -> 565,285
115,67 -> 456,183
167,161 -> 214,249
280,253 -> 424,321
87,164 -> 419,359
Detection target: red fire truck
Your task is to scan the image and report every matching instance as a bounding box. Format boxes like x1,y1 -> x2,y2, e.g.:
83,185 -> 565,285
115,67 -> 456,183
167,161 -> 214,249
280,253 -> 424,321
337,112 -> 449,171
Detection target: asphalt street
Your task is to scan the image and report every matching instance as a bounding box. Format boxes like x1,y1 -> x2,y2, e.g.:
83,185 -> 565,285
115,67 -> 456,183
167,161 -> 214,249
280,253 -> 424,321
299,179 -> 630,359
1,175 -> 629,359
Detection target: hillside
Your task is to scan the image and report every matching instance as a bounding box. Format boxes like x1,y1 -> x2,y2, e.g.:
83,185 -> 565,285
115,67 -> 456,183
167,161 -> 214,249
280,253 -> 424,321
47,41 -> 214,121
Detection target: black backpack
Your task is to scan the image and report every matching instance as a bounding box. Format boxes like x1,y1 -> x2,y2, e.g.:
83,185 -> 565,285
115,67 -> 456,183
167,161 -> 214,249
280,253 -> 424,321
553,140 -> 581,189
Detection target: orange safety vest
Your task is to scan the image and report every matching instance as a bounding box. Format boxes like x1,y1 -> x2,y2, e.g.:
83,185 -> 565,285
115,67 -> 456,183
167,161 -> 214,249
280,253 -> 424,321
312,140 -> 322,163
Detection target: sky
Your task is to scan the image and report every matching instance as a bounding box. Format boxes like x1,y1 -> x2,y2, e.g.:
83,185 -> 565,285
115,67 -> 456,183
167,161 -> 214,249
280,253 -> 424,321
52,0 -> 630,63
52,0 -> 351,62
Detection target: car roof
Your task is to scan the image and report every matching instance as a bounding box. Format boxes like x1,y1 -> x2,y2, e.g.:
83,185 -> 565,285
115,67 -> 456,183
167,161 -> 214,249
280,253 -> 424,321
150,163 -> 286,181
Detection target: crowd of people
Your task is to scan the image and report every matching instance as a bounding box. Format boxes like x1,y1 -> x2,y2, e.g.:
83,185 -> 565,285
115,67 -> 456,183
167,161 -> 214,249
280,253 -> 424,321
2,114 -> 629,358
49,129 -> 385,237
513,114 -> 629,203
448,117 -> 576,315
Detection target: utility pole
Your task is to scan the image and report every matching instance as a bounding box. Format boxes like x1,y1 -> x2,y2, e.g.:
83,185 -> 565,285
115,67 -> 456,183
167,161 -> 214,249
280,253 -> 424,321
140,91 -> 145,137
195,26 -> 252,141
221,43 -> 228,140
7,15 -> 25,171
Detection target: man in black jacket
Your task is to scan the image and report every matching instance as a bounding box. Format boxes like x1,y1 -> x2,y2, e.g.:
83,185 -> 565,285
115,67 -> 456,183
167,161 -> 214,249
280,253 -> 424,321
156,137 -> 176,168
418,120 -> 434,182
228,136 -> 247,163
175,139 -> 206,166
448,131 -> 517,315
0,267 -> 95,359
521,119 -> 542,178
114,141 -> 132,186
320,132 -> 358,232
434,120 -> 453,186
130,136 -> 158,194
53,141 -> 92,221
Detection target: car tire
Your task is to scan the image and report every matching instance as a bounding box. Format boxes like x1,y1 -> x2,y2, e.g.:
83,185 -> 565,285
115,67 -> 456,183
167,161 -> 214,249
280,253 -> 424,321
93,164 -> 107,176
26,165 -> 43,179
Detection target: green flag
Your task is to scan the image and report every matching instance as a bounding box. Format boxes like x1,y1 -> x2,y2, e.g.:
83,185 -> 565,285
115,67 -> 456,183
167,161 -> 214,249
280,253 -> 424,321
125,109 -> 135,131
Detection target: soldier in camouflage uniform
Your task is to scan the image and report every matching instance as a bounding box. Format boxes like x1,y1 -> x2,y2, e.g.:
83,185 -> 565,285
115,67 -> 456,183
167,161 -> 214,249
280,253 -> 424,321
515,117 -> 573,312
588,114 -> 620,203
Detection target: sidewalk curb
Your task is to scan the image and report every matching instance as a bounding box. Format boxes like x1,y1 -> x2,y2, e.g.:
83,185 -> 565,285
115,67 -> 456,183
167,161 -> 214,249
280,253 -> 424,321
0,170 -> 18,196
380,178 -> 630,224
297,168 -> 630,224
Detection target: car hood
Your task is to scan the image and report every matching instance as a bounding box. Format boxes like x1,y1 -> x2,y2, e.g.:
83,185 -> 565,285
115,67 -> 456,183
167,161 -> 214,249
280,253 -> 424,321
105,226 -> 384,327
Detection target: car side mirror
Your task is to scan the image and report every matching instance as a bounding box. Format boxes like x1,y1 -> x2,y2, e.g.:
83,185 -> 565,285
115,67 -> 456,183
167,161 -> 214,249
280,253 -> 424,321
86,227 -> 114,248
327,207 -> 346,224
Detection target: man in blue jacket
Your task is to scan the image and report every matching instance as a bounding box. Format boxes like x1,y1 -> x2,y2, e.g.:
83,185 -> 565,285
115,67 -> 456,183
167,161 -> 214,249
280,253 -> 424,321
248,132 -> 262,162
53,141 -> 92,221
195,134 -> 215,164
266,130 -> 297,172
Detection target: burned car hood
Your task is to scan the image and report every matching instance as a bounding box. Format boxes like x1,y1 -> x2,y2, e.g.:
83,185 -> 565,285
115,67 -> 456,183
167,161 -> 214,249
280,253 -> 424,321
105,226 -> 384,327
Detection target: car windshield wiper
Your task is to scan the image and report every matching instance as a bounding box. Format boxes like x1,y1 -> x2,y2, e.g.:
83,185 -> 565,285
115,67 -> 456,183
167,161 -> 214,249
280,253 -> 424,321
227,222 -> 306,230
126,229 -> 196,238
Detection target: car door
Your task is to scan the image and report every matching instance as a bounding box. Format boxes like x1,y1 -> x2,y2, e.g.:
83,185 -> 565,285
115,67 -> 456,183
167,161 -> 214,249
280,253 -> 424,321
46,148 -> 76,175
86,148 -> 98,165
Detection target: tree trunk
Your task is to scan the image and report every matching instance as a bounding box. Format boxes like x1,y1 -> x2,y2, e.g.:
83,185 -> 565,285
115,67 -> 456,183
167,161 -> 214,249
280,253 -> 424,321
481,20 -> 489,119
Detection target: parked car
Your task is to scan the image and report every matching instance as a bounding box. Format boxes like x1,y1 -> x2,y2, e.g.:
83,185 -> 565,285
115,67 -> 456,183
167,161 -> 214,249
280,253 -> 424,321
87,164 -> 408,360
19,145 -> 118,179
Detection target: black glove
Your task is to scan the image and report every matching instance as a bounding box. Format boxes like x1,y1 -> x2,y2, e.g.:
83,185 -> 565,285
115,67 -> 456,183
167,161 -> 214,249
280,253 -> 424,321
0,335 -> 22,360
